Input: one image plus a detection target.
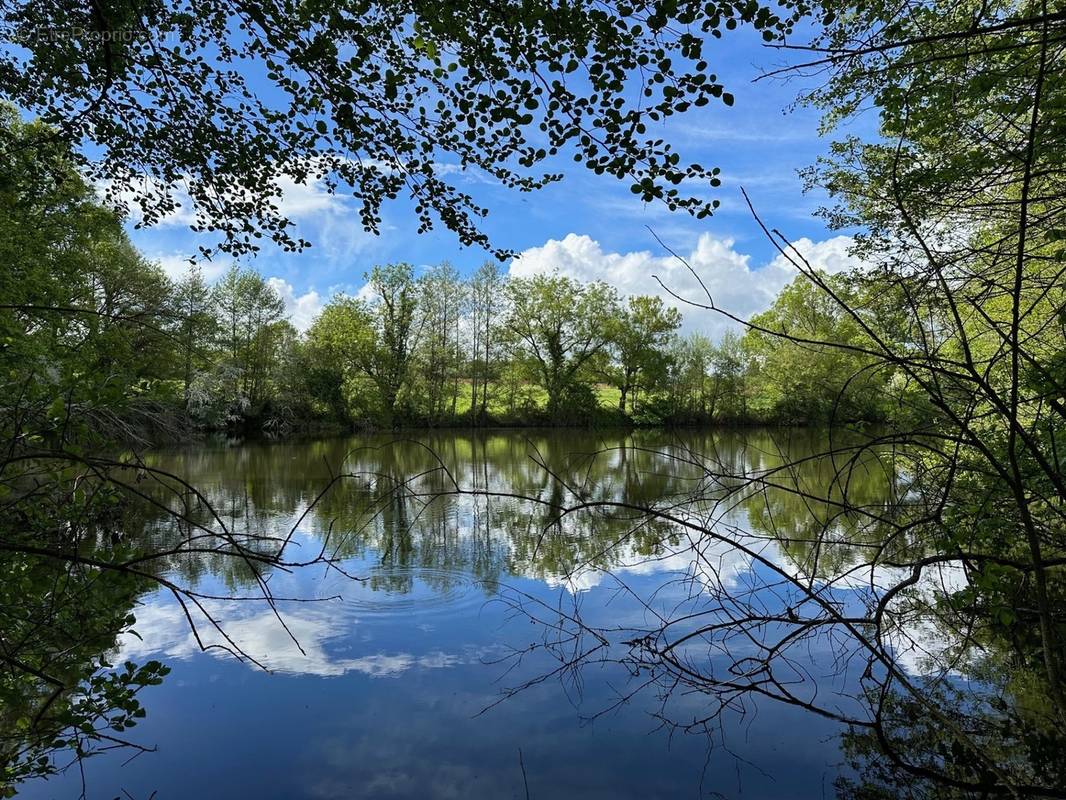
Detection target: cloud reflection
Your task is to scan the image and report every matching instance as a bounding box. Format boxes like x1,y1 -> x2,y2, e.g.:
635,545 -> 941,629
119,599 -> 465,678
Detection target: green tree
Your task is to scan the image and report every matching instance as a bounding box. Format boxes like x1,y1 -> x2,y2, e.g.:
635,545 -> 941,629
503,274 -> 619,419
663,333 -> 715,421
203,265 -> 286,424
742,273 -> 888,423
709,330 -> 747,420
306,297 -> 380,422
0,111 -> 180,790
309,264 -> 421,426
605,295 -> 681,414
417,263 -> 466,421
0,107 -> 177,414
727,4 -> 1066,789
172,265 -> 216,408
468,262 -> 506,421
367,264 -> 421,423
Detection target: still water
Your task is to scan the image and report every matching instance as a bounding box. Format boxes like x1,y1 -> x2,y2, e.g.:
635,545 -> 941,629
21,428 -> 915,799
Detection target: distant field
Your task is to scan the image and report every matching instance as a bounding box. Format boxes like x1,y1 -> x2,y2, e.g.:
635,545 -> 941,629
446,380 -> 622,417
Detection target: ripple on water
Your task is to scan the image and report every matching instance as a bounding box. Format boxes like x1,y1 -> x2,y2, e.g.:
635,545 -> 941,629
344,565 -> 489,619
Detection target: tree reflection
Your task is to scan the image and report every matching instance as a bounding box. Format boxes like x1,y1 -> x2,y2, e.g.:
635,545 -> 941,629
215,429 -> 1060,800
8,429 -> 1063,797
0,546 -> 167,790
435,431 -> 1064,799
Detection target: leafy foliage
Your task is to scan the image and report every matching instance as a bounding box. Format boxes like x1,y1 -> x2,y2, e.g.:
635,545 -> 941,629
0,0 -> 808,257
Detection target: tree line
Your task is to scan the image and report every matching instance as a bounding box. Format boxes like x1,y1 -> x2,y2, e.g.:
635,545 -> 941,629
5,113 -> 887,435
184,259 -> 895,430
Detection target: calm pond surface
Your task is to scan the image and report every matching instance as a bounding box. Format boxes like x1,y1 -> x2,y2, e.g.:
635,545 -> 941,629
21,428 -> 928,800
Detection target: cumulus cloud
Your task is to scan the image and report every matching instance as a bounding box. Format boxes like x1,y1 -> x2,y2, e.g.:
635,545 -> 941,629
99,168 -> 350,230
268,277 -> 325,332
509,232 -> 861,339
272,174 -> 350,218
151,253 -> 231,283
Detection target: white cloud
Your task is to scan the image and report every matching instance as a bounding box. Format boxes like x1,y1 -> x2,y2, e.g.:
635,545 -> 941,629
100,168 -> 350,230
765,235 -> 858,276
272,174 -> 349,219
97,174 -> 197,228
509,232 -> 861,339
151,253 -> 231,283
268,277 -> 325,332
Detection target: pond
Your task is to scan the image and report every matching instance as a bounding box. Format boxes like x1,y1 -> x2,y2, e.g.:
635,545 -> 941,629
15,428 -> 986,799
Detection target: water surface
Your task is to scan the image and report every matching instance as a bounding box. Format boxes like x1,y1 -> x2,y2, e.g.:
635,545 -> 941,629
21,428 -> 911,799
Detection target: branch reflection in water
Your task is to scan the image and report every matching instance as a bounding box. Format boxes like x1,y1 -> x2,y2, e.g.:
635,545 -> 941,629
8,428 -> 1064,799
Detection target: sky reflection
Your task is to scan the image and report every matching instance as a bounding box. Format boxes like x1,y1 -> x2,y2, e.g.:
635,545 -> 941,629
19,429 -> 960,800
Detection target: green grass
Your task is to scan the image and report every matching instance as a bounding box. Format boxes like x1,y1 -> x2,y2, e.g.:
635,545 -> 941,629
595,384 -> 622,408
446,380 -> 621,419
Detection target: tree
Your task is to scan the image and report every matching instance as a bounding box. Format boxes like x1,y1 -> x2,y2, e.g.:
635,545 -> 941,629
468,262 -> 506,421
297,332 -> 351,426
798,1 -> 1066,718
309,264 -> 421,426
742,273 -> 888,423
0,114 -> 242,787
605,295 -> 681,414
503,274 -> 619,419
73,232 -> 174,388
708,330 -> 746,420
306,297 -> 379,421
366,264 -> 421,423
241,276 -> 287,409
695,2 -> 1066,787
172,265 -> 216,407
0,2 -> 804,257
0,107 -> 177,413
417,263 -> 466,421
663,332 -> 715,421
206,265 -> 286,422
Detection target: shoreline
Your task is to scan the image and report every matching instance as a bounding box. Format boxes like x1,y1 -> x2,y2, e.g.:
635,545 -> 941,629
160,418 -> 877,451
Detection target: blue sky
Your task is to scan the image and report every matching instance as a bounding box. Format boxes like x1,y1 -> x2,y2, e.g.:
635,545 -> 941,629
126,26 -> 870,337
